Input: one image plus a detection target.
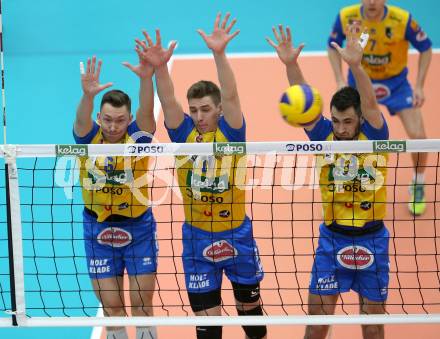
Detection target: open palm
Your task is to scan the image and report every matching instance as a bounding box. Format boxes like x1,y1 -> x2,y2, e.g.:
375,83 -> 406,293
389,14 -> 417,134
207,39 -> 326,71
81,56 -> 112,97
135,30 -> 176,68
266,25 -> 304,65
122,48 -> 154,79
198,12 -> 239,54
331,23 -> 364,67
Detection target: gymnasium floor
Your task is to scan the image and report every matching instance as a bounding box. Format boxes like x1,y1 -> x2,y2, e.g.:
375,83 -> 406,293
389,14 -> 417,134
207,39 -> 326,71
1,0 -> 440,338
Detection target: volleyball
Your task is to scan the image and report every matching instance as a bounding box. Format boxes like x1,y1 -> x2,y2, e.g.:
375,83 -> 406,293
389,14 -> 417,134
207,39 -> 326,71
279,84 -> 323,127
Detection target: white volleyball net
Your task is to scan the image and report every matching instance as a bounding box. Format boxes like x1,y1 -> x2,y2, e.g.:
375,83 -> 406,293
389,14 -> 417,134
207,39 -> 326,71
0,140 -> 440,327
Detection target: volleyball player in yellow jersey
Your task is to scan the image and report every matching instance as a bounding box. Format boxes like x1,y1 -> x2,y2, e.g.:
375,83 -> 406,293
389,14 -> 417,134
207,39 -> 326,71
328,0 -> 433,215
135,13 -> 266,339
73,54 -> 158,339
268,24 -> 389,339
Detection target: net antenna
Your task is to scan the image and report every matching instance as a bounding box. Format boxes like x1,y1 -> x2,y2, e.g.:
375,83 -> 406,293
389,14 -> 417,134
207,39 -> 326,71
0,0 -> 6,144
0,2 -> 25,328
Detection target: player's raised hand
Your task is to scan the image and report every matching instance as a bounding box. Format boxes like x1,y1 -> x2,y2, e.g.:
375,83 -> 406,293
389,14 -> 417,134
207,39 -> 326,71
80,56 -> 113,97
198,12 -> 240,54
135,29 -> 177,68
331,23 -> 364,67
122,47 -> 154,79
266,25 -> 304,65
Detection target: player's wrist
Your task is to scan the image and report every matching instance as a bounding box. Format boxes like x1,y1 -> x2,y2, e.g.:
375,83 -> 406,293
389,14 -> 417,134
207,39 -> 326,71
82,92 -> 96,101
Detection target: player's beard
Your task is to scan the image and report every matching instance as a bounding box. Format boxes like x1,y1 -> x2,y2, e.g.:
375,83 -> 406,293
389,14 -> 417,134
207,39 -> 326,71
334,122 -> 361,141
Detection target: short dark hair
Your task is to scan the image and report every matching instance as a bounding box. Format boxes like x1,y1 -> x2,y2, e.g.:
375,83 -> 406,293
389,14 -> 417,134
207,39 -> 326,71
187,80 -> 221,106
330,86 -> 362,117
100,89 -> 131,112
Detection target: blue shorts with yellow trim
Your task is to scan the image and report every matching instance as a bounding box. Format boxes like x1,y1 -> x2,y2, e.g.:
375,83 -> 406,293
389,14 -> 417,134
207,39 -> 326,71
309,223 -> 390,302
349,68 -> 413,115
83,208 -> 158,279
182,216 -> 264,293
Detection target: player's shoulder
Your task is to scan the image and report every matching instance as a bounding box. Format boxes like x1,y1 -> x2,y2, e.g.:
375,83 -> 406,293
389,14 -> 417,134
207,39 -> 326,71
340,4 -> 362,19
386,5 -> 411,24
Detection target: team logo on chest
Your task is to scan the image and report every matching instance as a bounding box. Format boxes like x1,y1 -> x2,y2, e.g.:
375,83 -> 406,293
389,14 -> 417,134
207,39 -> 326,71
203,240 -> 237,262
337,245 -> 374,269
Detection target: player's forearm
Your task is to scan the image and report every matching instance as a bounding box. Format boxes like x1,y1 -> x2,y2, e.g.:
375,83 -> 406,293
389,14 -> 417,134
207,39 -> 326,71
285,62 -> 306,86
328,47 -> 345,85
155,65 -> 183,128
213,52 -> 239,101
350,64 -> 382,128
136,76 -> 156,133
416,48 -> 432,89
74,94 -> 94,135
350,64 -> 377,109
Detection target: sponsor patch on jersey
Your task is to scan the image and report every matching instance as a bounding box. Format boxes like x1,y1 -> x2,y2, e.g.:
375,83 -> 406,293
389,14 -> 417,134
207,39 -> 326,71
118,202 -> 129,210
360,201 -> 372,210
97,227 -> 132,247
337,245 -> 374,270
219,210 -> 230,218
416,30 -> 428,42
385,27 -> 392,39
202,240 -> 237,262
373,83 -> 391,100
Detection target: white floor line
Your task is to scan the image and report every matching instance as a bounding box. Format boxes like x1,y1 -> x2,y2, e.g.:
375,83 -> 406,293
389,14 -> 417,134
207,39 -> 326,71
171,48 -> 440,60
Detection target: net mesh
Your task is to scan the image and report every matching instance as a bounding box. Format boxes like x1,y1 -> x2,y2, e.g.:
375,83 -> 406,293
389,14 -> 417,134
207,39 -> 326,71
1,141 -> 440,324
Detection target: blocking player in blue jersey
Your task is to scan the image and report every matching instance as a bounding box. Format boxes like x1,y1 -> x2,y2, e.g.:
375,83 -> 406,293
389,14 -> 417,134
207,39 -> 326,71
73,53 -> 158,339
268,23 -> 390,339
135,13 -> 267,339
328,0 -> 433,215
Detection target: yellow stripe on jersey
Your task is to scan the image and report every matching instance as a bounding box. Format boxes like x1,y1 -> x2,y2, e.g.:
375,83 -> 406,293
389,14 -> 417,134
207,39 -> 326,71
176,128 -> 246,233
79,127 -> 149,222
340,4 -> 410,80
317,132 -> 387,227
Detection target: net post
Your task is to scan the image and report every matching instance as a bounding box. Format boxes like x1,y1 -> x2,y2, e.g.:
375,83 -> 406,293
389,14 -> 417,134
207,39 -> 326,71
4,145 -> 26,326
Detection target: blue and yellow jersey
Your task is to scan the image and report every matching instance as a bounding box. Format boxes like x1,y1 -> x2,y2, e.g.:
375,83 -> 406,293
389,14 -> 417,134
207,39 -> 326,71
74,121 -> 152,222
306,117 -> 389,228
167,114 -> 247,233
328,4 -> 432,80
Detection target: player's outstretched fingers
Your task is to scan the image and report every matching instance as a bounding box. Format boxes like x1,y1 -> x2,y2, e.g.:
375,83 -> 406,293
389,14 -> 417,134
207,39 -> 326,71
155,29 -> 162,47
221,12 -> 231,29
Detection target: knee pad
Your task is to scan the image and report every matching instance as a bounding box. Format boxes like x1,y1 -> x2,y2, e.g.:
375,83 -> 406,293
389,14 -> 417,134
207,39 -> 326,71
237,305 -> 267,339
188,289 -> 221,313
232,281 -> 261,303
196,326 -> 222,339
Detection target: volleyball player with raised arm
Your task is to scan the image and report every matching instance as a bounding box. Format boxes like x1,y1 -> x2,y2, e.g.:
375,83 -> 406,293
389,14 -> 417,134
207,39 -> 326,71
73,53 -> 158,339
135,13 -> 266,339
328,0 -> 432,215
268,24 -> 389,339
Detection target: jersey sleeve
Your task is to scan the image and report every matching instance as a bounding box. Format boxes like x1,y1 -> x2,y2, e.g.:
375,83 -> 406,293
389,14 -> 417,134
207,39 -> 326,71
405,15 -> 432,52
127,120 -> 153,144
218,116 -> 246,142
361,117 -> 389,140
73,121 -> 100,144
328,13 -> 345,48
305,116 -> 332,141
166,114 -> 195,142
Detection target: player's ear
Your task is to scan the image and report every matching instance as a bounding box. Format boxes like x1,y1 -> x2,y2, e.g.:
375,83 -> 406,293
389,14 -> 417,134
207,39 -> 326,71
217,103 -> 223,114
129,113 -> 133,122
97,112 -> 102,123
